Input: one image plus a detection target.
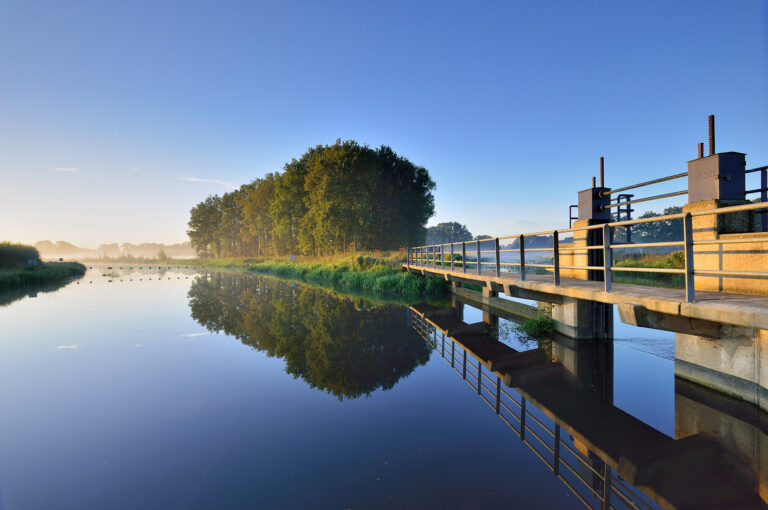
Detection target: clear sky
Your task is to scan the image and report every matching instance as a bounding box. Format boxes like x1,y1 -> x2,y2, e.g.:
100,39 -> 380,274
1,0 -> 766,247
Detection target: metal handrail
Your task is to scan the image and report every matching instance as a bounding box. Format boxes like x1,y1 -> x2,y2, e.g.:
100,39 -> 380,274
600,171 -> 688,197
601,190 -> 687,209
408,199 -> 768,303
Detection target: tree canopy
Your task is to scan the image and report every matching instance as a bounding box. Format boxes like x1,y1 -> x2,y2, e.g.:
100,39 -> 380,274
187,140 -> 435,257
425,222 -> 473,245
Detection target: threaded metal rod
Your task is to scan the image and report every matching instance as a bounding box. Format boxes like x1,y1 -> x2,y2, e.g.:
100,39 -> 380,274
709,115 -> 715,155
698,142 -> 704,159
600,157 -> 604,188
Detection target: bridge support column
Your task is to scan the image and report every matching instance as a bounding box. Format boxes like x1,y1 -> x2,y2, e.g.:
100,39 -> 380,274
675,327 -> 768,411
675,377 -> 768,500
540,297 -> 613,340
482,287 -> 499,327
685,149 -> 768,295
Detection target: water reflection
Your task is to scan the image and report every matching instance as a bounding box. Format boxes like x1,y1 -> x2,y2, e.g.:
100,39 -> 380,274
410,301 -> 767,509
0,279 -> 78,307
188,272 -> 431,400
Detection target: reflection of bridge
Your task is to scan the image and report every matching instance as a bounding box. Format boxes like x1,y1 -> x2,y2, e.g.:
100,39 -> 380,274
406,117 -> 768,411
409,300 -> 767,509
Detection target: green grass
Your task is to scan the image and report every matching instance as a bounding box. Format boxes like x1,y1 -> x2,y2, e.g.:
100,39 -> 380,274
166,252 -> 448,302
613,251 -> 684,288
0,262 -> 87,290
515,304 -> 555,338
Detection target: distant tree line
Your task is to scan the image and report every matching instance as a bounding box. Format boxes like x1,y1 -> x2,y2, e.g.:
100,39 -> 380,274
187,140 -> 436,257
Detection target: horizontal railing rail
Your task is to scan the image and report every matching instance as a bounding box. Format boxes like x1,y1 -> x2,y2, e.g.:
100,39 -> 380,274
407,200 -> 768,303
410,311 -> 657,510
600,171 -> 688,197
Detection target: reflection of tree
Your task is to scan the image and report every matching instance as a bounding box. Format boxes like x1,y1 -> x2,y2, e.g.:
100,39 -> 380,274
0,279 -> 75,307
188,273 -> 431,400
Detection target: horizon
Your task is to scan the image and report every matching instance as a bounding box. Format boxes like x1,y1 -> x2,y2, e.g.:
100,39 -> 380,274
1,0 -> 767,246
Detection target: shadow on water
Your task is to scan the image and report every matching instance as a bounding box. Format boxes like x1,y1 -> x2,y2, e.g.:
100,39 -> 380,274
410,298 -> 768,510
0,277 -> 81,307
187,272 -> 432,400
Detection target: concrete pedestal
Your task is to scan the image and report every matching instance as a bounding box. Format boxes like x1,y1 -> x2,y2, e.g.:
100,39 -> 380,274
541,297 -> 613,340
676,327 -> 768,411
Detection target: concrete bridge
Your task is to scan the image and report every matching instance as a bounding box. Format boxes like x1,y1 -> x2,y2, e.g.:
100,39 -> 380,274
409,297 -> 768,509
406,116 -> 768,411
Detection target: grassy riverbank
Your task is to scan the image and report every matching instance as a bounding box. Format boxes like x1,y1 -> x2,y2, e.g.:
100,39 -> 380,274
0,262 -> 87,290
613,251 -> 684,288
167,252 -> 448,302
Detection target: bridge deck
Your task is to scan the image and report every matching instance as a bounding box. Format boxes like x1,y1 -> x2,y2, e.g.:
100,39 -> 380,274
404,264 -> 768,330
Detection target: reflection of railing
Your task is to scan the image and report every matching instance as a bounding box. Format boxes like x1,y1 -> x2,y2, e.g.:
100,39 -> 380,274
408,200 -> 768,303
410,312 -> 657,510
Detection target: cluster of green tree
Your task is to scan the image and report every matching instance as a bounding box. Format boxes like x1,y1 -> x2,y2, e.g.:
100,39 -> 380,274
0,242 -> 40,269
624,206 -> 683,242
425,222 -> 473,244
187,140 -> 436,257
187,273 -> 431,399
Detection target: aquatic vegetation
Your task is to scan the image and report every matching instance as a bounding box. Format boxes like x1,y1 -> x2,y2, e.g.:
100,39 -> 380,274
515,305 -> 554,339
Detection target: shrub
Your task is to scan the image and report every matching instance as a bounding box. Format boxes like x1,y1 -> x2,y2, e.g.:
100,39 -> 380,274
515,305 -> 554,338
0,243 -> 40,269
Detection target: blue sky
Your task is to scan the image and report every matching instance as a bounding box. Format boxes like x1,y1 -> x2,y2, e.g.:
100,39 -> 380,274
1,0 -> 766,247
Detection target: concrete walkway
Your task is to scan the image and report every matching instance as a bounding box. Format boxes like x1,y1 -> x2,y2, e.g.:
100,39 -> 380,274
405,264 -> 768,330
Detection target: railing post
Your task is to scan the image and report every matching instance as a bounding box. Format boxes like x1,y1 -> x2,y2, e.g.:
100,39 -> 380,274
553,424 -> 561,475
476,241 -> 481,275
495,238 -> 500,278
477,364 -> 482,394
519,235 -> 525,281
441,245 -> 444,270
602,224 -> 612,292
407,247 -> 410,269
495,376 -> 501,414
462,242 -> 466,274
684,212 -> 695,303
451,244 -> 454,271
602,465 -> 612,510
553,231 -> 560,286
761,169 -> 767,232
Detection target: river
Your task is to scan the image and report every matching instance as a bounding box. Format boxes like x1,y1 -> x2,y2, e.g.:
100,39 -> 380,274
0,267 -> 758,509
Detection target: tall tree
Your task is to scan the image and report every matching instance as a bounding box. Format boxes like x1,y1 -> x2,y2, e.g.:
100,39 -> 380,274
425,222 -> 473,245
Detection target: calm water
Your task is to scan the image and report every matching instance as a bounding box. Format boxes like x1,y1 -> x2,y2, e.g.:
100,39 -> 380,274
0,267 -> 706,509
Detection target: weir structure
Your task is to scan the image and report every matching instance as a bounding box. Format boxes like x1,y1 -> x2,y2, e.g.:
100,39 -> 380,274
405,116 -> 768,411
408,297 -> 768,509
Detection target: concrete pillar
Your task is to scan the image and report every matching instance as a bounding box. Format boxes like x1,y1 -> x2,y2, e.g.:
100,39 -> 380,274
551,333 -> 613,402
481,287 -> 499,327
561,185 -> 612,280
675,378 -> 768,503
684,150 -> 768,295
675,327 -> 768,411
540,297 -> 613,340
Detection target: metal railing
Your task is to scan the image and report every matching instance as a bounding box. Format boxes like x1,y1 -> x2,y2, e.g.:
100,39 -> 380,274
746,165 -> 768,232
408,200 -> 768,303
410,311 -> 658,510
